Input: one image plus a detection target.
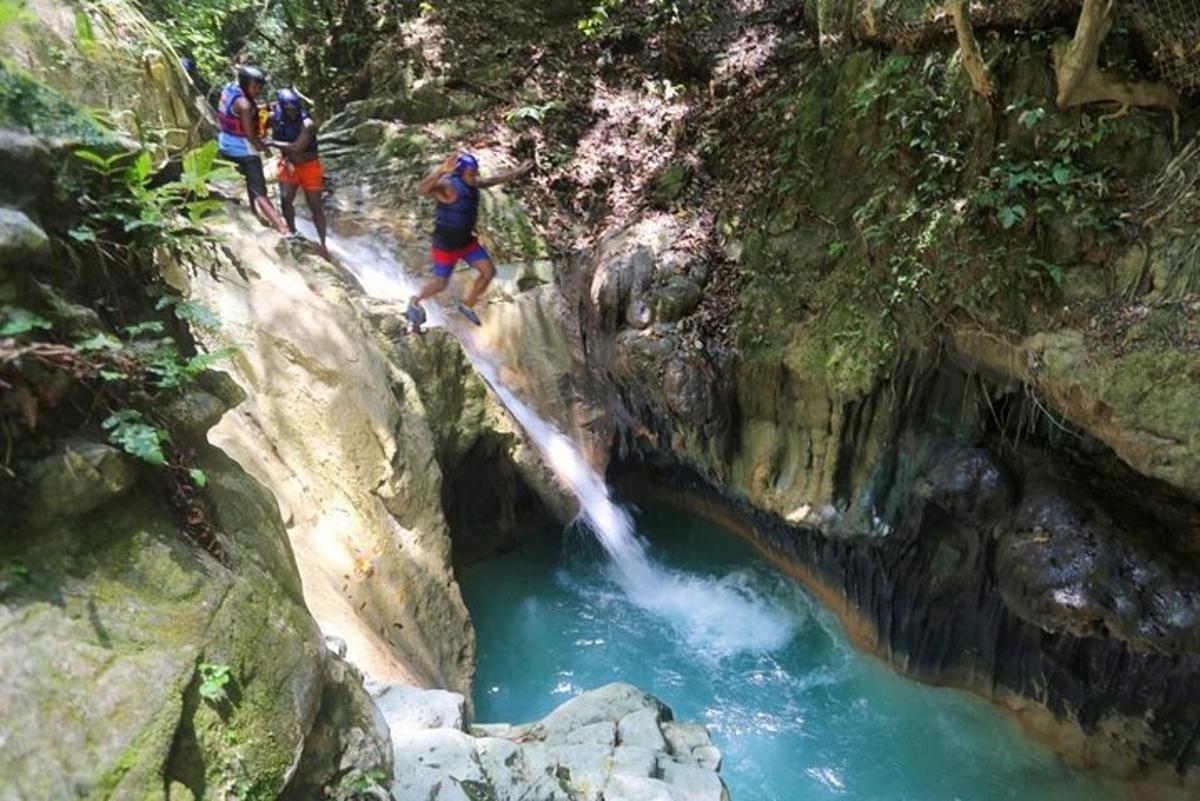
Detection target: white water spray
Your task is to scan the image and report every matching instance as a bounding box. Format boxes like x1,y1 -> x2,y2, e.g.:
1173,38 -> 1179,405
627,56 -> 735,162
310,224 -> 796,655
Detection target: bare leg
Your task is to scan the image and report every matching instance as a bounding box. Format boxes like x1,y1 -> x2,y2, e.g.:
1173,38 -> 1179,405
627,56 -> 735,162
463,257 -> 495,307
254,195 -> 291,236
414,275 -> 449,303
304,189 -> 328,257
279,182 -> 299,233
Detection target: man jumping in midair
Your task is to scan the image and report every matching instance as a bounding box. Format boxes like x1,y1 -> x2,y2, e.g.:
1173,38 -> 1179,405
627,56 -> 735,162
406,152 -> 533,327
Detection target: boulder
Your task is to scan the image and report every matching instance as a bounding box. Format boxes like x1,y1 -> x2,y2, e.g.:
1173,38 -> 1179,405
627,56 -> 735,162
617,708 -> 667,751
283,652 -> 394,800
383,683 -> 723,801
23,440 -> 137,526
372,684 -> 466,732
539,683 -> 671,742
660,760 -> 730,801
353,119 -> 391,145
653,276 -> 702,323
0,208 -> 50,269
611,745 -> 659,778
159,388 -> 229,441
1,446 -> 329,800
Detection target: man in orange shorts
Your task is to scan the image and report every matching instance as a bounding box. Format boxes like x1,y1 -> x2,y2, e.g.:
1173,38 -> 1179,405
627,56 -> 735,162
270,88 -> 327,257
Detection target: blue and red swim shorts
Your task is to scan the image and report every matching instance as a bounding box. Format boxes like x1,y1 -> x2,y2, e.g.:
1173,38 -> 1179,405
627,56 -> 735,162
431,239 -> 489,279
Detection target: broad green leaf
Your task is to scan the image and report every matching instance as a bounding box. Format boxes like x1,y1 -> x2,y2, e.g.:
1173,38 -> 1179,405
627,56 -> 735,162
998,205 -> 1026,229
77,332 -> 121,351
189,468 -> 208,487
0,307 -> 52,336
124,320 -> 166,337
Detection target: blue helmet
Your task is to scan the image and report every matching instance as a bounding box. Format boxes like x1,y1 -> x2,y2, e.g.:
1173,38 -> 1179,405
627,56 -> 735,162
455,152 -> 479,174
277,87 -> 302,108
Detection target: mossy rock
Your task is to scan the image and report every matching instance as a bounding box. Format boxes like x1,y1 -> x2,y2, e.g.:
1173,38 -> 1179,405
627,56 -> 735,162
1,0 -> 200,154
0,445 -> 324,799
381,130 -> 432,160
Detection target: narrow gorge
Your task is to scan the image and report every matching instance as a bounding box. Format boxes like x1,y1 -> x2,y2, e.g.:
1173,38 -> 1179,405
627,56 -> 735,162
2,1 -> 1198,800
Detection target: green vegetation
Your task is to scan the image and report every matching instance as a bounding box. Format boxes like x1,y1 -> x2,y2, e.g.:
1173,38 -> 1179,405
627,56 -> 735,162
577,0 -> 713,40
733,44 -> 1163,392
67,140 -> 231,260
0,65 -> 113,142
135,0 -> 422,107
198,661 -> 232,704
334,769 -> 389,800
102,409 -> 169,466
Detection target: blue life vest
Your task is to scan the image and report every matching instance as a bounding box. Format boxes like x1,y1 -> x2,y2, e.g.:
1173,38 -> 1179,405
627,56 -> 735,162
271,106 -> 318,155
435,174 -> 479,233
217,83 -> 254,157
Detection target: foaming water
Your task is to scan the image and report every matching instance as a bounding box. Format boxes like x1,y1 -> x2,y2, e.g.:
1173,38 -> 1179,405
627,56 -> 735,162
462,505 -> 1124,801
314,224 -> 796,656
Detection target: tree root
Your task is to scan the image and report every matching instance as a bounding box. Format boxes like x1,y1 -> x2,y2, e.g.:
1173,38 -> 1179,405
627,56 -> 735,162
1054,0 -> 1178,111
950,1 -> 995,99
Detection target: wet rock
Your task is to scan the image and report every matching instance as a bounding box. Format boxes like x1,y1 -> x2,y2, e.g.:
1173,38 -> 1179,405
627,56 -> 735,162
916,443 -> 1013,525
24,441 -> 137,525
995,481 -> 1200,653
0,207 -> 51,269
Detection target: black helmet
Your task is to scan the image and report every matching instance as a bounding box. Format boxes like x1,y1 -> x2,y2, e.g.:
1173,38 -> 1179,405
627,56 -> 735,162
237,65 -> 267,89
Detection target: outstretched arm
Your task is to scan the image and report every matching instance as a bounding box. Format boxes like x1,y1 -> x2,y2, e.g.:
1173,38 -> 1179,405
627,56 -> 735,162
419,153 -> 460,201
477,159 -> 534,189
277,118 -> 317,158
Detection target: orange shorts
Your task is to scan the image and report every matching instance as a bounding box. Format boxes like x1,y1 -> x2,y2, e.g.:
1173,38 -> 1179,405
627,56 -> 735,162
277,158 -> 324,192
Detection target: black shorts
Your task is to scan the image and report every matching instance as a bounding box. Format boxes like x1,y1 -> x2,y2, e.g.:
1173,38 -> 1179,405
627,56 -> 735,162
220,152 -> 268,202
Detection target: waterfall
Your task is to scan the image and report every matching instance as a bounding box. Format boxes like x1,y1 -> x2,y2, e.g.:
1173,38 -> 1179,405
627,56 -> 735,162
309,224 -> 796,655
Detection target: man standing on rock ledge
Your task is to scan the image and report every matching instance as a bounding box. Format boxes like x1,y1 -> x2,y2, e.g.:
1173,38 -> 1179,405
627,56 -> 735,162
406,152 -> 533,327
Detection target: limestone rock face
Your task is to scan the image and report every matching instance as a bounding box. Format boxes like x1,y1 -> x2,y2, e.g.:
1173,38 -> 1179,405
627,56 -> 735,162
378,683 -> 728,801
954,327 -> 1200,502
175,208 -> 475,693
2,0 -> 200,153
